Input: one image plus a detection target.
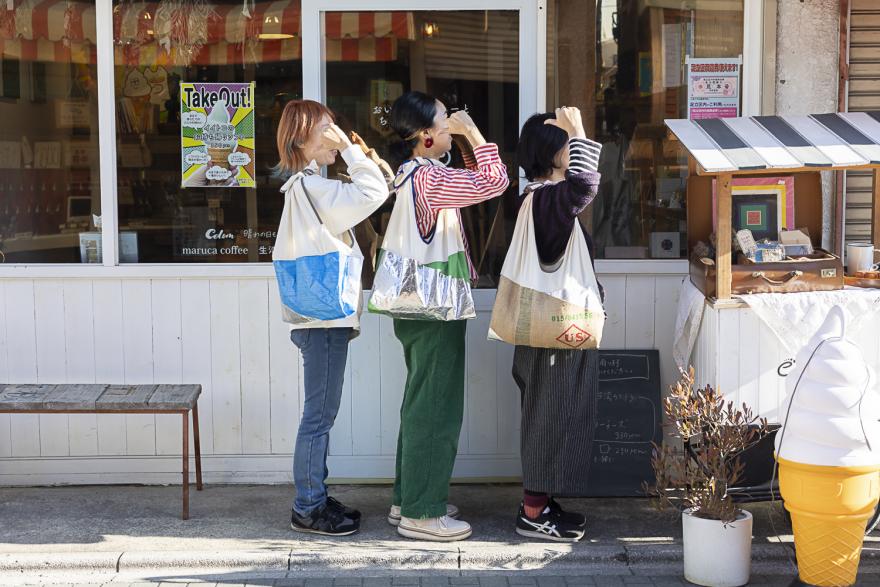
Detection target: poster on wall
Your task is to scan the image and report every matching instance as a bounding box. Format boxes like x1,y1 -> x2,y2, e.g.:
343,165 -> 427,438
180,82 -> 255,188
686,57 -> 741,120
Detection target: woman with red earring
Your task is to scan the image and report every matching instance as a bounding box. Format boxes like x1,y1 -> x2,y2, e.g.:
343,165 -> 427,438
382,90 -> 509,541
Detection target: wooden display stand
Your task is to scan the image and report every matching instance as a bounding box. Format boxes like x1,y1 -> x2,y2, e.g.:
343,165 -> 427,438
684,161 -> 880,302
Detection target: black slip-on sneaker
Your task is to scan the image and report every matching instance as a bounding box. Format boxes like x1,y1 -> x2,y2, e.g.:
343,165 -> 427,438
291,504 -> 359,536
326,496 -> 361,521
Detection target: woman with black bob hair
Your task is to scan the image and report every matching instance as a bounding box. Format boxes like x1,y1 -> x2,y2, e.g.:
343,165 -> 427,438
383,90 -> 509,542
510,107 -> 604,542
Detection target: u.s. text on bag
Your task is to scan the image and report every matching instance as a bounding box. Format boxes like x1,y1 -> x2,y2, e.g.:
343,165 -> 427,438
367,159 -> 476,321
273,175 -> 363,324
489,193 -> 605,349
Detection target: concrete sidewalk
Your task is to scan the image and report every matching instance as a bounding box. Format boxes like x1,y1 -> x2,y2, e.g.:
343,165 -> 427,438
1,484 -> 879,583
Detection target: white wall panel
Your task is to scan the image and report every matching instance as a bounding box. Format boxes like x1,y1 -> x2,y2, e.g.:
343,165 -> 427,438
120,280 -> 156,455
1,273 -> 687,484
34,280 -> 68,457
239,280 -> 272,455
6,280 -> 40,458
63,280 -> 98,456
0,282 -> 10,458
208,280 -> 243,455
92,280 -> 127,455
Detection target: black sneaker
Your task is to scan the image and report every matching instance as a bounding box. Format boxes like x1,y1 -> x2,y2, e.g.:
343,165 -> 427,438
515,502 -> 585,543
548,497 -> 587,529
326,496 -> 361,521
291,505 -> 359,536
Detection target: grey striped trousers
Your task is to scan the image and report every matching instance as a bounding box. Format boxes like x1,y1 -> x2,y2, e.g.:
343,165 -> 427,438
512,346 -> 598,496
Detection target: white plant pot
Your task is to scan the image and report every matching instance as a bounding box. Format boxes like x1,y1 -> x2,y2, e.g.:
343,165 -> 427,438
682,507 -> 753,587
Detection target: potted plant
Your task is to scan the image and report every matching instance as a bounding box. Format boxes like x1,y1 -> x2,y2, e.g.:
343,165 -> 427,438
645,367 -> 770,587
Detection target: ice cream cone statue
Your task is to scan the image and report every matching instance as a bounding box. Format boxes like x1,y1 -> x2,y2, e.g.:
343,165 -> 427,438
776,305 -> 880,587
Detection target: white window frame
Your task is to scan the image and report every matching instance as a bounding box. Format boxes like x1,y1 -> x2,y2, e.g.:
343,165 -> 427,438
0,0 -> 763,278
302,0 -> 540,198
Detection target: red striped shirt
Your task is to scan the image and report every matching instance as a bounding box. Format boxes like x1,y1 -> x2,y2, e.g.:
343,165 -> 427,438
411,144 -> 509,279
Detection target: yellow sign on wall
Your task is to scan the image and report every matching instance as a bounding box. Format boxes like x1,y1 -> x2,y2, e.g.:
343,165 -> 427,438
180,82 -> 255,188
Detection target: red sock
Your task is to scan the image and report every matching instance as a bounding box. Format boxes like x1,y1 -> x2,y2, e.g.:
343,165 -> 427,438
523,490 -> 548,519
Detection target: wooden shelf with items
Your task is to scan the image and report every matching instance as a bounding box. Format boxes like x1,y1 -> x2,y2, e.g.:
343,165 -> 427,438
666,112 -> 880,301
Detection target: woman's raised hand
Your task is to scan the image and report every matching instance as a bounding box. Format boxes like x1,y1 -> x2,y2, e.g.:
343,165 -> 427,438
545,107 -> 586,139
321,123 -> 352,151
447,110 -> 477,135
448,110 -> 486,148
349,131 -> 372,155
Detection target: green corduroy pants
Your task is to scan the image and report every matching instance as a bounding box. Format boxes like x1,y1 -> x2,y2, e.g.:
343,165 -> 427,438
392,318 -> 467,519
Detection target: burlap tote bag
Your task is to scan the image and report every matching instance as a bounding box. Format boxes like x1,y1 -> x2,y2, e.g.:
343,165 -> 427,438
489,192 -> 604,349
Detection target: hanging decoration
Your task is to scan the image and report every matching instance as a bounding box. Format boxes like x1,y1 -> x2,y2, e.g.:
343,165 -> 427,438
0,3 -> 14,39
63,1 -> 83,47
115,0 -> 217,67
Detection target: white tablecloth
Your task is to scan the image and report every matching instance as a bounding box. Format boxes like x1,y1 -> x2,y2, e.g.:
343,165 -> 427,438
673,279 -> 707,371
672,283 -> 880,368
737,288 -> 880,355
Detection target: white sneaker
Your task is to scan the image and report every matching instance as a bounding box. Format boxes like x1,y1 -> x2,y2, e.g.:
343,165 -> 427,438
387,503 -> 460,526
397,514 -> 472,542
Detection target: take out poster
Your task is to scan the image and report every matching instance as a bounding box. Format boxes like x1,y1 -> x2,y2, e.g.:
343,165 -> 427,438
180,82 -> 256,188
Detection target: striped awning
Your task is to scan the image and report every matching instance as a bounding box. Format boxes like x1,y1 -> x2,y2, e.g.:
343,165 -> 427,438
113,2 -> 414,45
666,113 -> 880,173
0,0 -> 97,43
113,36 -> 400,66
0,0 -> 414,64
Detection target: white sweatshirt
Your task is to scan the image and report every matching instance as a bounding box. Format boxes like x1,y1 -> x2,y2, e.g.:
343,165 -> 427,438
279,145 -> 389,331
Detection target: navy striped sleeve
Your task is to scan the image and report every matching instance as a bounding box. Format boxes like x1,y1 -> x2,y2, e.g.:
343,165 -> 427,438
568,137 -> 601,173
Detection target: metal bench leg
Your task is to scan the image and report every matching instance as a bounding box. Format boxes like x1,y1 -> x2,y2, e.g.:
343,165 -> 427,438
182,410 -> 189,520
193,404 -> 203,491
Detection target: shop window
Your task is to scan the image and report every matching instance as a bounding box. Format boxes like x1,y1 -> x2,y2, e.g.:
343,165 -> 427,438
547,0 -> 744,260
112,0 -> 302,263
322,9 -> 520,288
0,1 -> 100,263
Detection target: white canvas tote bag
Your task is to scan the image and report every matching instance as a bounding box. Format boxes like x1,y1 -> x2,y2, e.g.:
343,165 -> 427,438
489,192 -> 605,349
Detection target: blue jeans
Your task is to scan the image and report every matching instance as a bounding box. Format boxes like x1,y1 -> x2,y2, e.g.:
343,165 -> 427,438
290,327 -> 352,516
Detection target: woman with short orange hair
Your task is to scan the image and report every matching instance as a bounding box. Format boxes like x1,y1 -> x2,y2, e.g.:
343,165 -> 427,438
275,100 -> 389,536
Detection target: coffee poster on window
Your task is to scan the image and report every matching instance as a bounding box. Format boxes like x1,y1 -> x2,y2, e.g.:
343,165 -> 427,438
686,57 -> 741,120
180,82 -> 255,188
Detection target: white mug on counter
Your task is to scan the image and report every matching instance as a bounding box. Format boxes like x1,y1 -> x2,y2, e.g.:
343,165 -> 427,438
846,242 -> 880,273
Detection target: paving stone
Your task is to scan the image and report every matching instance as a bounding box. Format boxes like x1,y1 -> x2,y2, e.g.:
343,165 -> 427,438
421,579 -> 451,587
581,577 -> 622,587
507,578 -> 538,586
275,580 -> 306,587
621,577 -> 653,584
334,579 -> 365,587
305,580 -> 334,587
392,578 -> 420,586
363,579 -> 392,587
477,577 -> 510,587
535,577 -> 567,587
449,578 -> 480,586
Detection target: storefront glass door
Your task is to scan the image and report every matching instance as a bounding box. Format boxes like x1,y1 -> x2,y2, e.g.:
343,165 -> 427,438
303,0 -> 538,288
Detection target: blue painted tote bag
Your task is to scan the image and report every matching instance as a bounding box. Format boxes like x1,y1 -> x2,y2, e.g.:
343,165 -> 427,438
273,175 -> 362,324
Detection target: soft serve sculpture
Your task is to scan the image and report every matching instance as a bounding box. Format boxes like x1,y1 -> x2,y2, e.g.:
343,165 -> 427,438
776,305 -> 880,586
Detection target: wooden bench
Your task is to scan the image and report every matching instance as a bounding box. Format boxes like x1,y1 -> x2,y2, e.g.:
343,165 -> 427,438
0,383 -> 203,519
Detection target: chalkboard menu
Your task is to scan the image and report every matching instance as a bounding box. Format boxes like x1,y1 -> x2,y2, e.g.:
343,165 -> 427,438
585,350 -> 663,497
